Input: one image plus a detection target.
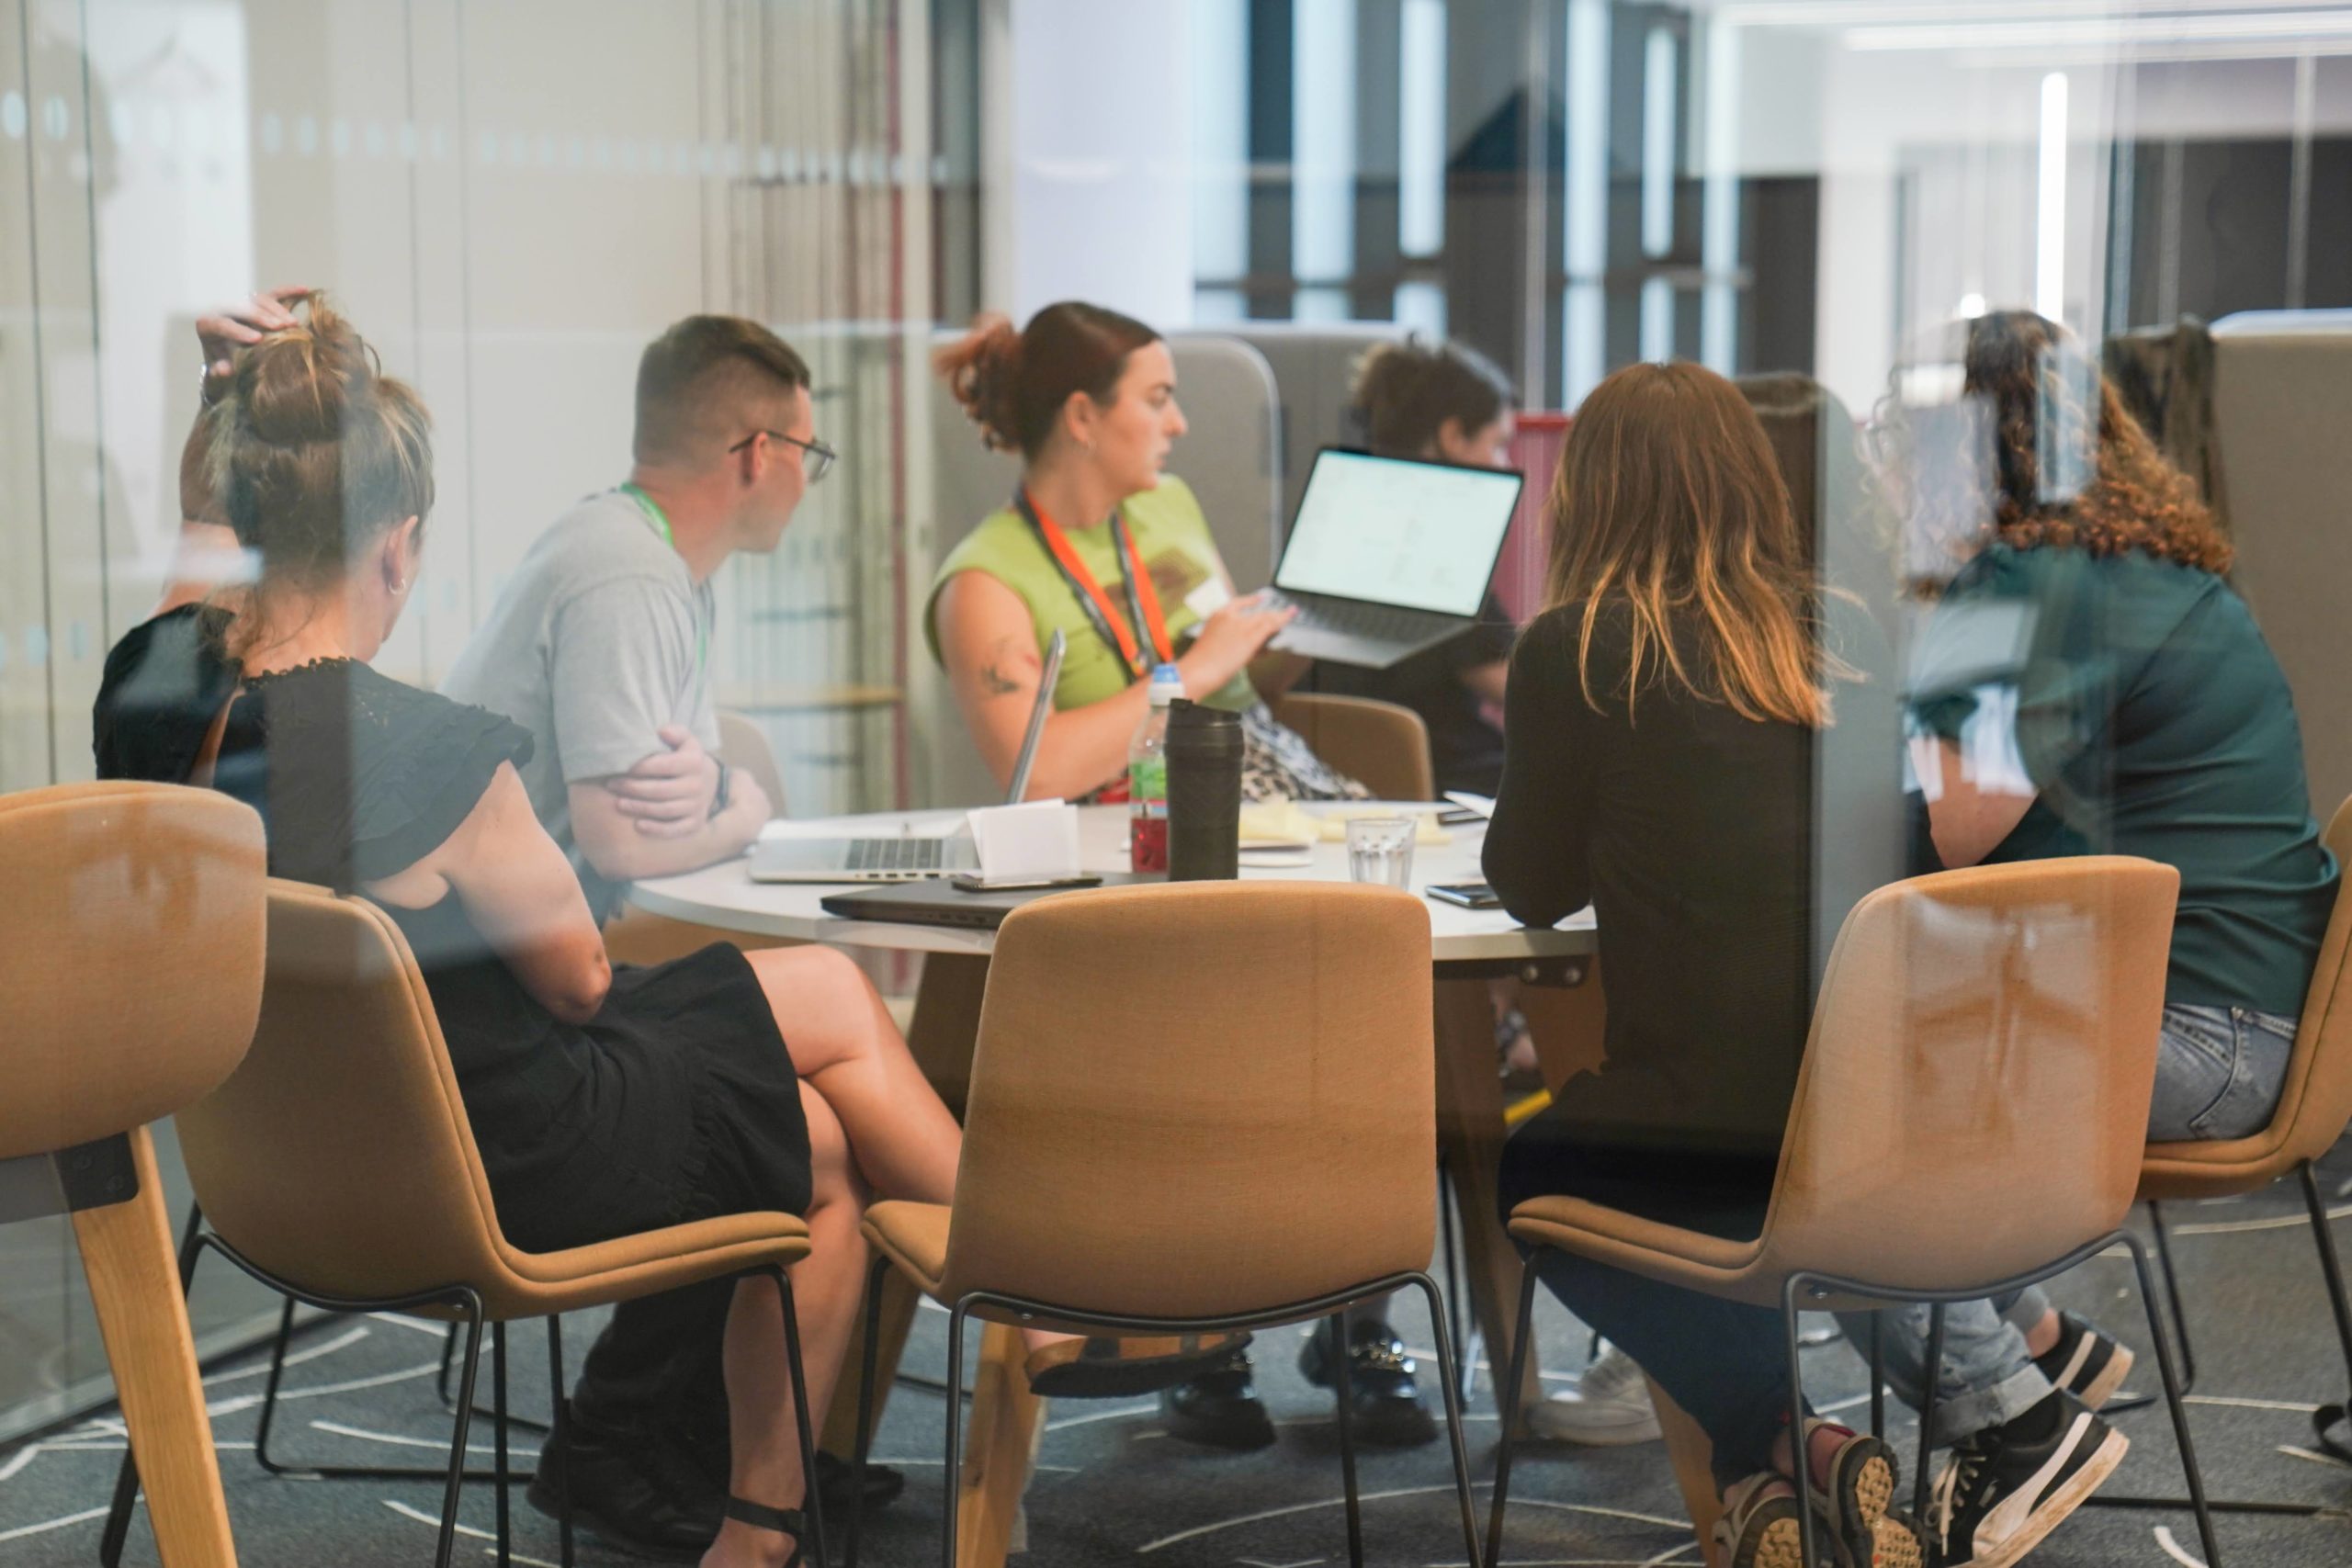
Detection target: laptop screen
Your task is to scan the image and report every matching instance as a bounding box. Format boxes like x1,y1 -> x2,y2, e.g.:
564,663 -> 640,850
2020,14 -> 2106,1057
1274,449 -> 1525,616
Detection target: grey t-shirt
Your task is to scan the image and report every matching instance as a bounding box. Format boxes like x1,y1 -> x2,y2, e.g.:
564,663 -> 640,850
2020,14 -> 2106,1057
441,489 -> 718,916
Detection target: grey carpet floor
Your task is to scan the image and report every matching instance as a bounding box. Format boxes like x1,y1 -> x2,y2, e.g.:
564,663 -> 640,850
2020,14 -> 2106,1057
8,1145 -> 2352,1567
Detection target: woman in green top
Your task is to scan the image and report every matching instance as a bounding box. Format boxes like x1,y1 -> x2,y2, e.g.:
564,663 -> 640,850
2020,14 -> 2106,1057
928,302 -> 1422,1451
1844,310 -> 2341,1565
929,302 -> 1363,808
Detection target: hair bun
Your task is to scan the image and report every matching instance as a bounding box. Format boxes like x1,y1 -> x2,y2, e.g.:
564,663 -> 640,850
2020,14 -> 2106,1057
934,311 -> 1024,452
234,297 -> 377,447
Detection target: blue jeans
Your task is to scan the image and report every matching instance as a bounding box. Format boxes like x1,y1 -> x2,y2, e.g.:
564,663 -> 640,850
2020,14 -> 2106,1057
1839,1004 -> 2297,1447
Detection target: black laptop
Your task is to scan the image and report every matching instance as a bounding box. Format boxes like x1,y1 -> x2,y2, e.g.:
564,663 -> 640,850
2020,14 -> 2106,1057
820,872 -> 1167,930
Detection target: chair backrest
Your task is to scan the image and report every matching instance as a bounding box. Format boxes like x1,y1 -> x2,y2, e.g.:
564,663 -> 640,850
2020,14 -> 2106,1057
173,879 -> 516,1303
2270,794 -> 2352,1166
1269,692 -> 1437,802
717,710 -> 788,816
1757,856 -> 2178,1294
0,783 -> 266,1162
941,881 -> 1434,1318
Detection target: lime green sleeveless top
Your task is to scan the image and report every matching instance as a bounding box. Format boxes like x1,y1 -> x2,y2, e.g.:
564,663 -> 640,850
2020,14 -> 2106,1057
923,475 -> 1257,714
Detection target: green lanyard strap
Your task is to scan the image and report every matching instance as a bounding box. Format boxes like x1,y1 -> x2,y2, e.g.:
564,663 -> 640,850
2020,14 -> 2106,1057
617,482 -> 707,674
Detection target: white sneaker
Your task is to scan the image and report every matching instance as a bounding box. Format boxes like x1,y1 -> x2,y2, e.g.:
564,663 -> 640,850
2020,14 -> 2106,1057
1524,1343 -> 1663,1445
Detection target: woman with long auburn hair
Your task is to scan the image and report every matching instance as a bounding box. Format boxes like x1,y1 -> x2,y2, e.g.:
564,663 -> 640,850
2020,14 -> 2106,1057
1483,361 -> 1921,1568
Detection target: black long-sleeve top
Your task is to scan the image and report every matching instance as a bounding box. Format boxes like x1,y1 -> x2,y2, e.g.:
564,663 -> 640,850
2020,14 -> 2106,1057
1483,602 -> 1828,1162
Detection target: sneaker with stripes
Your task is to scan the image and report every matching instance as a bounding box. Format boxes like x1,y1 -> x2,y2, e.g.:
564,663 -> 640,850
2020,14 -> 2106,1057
1927,1392 -> 2127,1568
2030,1312 -> 2134,1410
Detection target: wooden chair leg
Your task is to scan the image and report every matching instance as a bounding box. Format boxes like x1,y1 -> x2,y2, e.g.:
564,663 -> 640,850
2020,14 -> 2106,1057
1651,1376 -> 1724,1566
69,1127 -> 238,1568
953,1321 -> 1042,1568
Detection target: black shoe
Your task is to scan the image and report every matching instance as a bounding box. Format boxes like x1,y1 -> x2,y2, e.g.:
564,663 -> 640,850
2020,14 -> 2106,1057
1159,1348 -> 1275,1450
2030,1312 -> 2134,1410
1298,1318 -> 1438,1448
527,1416 -> 722,1562
1926,1393 -> 2128,1568
816,1450 -> 906,1517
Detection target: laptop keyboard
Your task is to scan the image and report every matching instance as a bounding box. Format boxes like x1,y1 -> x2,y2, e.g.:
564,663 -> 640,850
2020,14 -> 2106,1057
1276,594 -> 1453,645
846,837 -> 949,874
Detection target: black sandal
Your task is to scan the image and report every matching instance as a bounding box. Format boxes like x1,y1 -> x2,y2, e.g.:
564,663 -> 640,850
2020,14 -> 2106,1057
723,1496 -> 808,1566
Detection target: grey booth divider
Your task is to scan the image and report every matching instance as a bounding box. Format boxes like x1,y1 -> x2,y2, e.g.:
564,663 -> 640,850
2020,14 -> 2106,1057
2211,310 -> 2352,815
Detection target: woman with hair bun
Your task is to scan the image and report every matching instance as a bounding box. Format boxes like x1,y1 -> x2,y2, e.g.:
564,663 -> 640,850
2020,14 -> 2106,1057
929,302 -> 1362,807
91,294 -> 964,1568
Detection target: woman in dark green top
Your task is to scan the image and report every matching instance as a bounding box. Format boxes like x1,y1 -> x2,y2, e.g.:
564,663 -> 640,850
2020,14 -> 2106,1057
1851,311 -> 2340,1565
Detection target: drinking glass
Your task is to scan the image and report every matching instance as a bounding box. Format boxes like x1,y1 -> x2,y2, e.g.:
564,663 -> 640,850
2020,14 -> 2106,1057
1345,815 -> 1417,889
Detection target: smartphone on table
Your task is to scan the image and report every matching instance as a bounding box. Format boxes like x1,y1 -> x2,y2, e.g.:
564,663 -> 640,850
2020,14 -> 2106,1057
1426,882 -> 1503,909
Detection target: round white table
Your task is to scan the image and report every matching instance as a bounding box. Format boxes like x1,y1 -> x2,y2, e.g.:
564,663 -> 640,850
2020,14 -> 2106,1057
630,803 -> 1596,964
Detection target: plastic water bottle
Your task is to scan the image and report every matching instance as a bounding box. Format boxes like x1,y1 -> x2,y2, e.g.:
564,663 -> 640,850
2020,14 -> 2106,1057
1128,663 -> 1182,872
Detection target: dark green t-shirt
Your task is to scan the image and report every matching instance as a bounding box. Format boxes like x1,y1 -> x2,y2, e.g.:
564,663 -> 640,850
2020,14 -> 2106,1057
1908,543 -> 2337,1011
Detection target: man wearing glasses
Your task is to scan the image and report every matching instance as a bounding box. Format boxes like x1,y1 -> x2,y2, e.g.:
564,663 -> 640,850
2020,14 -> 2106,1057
447,314 -> 831,924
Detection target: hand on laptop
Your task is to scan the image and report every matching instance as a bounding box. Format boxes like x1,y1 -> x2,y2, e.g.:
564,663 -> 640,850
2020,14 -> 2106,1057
1179,592 -> 1295,696
608,727 -> 764,838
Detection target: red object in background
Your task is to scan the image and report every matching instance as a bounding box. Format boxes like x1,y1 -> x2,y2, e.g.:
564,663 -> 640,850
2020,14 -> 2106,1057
1130,815 -> 1169,873
1495,412 -> 1569,625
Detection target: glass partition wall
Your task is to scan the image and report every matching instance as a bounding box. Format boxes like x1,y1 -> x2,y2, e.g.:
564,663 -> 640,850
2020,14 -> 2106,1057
1,0 -> 967,1446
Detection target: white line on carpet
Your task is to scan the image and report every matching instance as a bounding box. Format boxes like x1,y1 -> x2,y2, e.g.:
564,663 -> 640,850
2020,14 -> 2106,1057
1044,1402 -> 1160,1432
0,1505 -> 110,1544
2154,1525 -> 2209,1568
0,1447 -> 42,1483
201,1325 -> 372,1385
368,1312 -> 458,1338
1138,1485 -> 1686,1554
381,1499 -> 560,1567
2169,1203 -> 2352,1237
2278,1443 -> 2352,1472
2186,1393 -> 2322,1413
311,1420 -> 538,1461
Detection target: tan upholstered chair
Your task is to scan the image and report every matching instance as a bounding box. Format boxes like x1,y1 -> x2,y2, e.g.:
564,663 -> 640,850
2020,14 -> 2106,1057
100,878 -> 819,1568
842,881 -> 1482,1568
605,708 -> 803,964
1484,858 -> 2223,1568
1272,691 -> 1437,801
2120,794 -> 2352,1502
2,782 -> 266,1568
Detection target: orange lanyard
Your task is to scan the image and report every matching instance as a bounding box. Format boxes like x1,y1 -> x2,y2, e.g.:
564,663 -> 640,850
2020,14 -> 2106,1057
1019,490 -> 1174,682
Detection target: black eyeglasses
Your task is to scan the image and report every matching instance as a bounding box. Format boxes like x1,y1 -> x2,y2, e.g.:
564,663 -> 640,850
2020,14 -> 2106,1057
729,429 -> 837,485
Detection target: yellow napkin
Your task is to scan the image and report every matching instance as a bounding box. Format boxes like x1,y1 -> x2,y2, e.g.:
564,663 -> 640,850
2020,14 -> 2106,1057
1314,805 -> 1452,845
1236,799 -> 1452,846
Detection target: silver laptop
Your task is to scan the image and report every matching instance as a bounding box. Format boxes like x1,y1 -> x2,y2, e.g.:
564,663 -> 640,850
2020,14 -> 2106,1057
748,633 -> 1064,883
1264,447 -> 1523,669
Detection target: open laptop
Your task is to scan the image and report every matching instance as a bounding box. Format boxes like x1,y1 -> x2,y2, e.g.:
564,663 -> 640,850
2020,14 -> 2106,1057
748,632 -> 1064,883
1263,447 -> 1524,669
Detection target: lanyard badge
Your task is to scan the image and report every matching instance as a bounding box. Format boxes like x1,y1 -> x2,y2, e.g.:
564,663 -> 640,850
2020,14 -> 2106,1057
1016,489 -> 1173,684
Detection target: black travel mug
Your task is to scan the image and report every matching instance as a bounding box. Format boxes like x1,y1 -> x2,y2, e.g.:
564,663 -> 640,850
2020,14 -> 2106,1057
1164,699 -> 1243,882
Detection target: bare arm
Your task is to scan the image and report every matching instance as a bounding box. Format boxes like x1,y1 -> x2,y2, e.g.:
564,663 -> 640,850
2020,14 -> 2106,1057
569,764 -> 771,885
935,570 -> 1297,800
1917,737 -> 2036,868
366,762 -> 613,1023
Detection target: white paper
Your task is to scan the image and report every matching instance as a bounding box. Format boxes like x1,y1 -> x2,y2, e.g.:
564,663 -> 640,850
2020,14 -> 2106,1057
1442,791 -> 1496,818
967,800 -> 1083,881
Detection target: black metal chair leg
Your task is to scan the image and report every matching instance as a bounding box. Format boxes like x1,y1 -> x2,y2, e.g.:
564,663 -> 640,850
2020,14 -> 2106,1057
766,1267 -> 828,1568
847,1256 -> 890,1568
2112,1199 -> 2199,1416
492,1322 -> 513,1568
2122,1230 -> 2224,1564
1912,1303 -> 1948,1526
940,1303 -> 967,1568
1408,1271 -> 1487,1568
1869,1311 -> 1886,1442
1482,1260 -> 1542,1568
1438,1159 -> 1468,1399
1784,1278 -> 1828,1568
2301,1163 -> 2352,1420
251,1295 -> 302,1474
435,1305 -> 488,1568
1330,1308 -> 1365,1568
547,1315 -> 573,1568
